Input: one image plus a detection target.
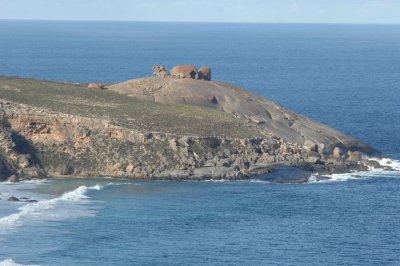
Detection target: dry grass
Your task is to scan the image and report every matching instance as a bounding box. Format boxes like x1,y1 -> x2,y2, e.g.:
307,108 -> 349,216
0,76 -> 260,138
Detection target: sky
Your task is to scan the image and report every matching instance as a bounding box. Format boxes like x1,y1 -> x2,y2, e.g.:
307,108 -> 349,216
1,0 -> 400,24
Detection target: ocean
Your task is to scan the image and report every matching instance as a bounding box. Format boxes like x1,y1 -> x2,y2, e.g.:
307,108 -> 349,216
0,21 -> 400,265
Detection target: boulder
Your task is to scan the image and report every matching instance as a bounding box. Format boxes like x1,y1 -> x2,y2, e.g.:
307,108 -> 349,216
347,151 -> 363,162
170,65 -> 197,79
8,196 -> 19,202
152,65 -> 170,78
306,156 -> 321,164
303,140 -> 317,152
7,175 -> 19,183
17,155 -> 30,168
26,199 -> 38,203
317,143 -> 325,154
197,66 -> 212,81
88,83 -> 106,90
363,159 -> 382,169
333,147 -> 343,159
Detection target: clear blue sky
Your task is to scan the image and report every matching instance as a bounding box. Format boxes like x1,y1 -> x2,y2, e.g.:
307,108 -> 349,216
1,0 -> 400,24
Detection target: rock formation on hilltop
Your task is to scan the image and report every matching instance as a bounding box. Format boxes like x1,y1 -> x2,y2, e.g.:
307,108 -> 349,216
152,65 -> 211,81
0,69 -> 389,183
109,66 -> 380,159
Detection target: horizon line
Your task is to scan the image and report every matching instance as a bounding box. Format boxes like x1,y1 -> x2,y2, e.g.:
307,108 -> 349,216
1,18 -> 400,26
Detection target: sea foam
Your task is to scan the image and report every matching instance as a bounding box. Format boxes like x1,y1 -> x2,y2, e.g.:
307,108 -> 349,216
309,158 -> 400,183
373,157 -> 400,171
0,259 -> 40,266
0,184 -> 104,235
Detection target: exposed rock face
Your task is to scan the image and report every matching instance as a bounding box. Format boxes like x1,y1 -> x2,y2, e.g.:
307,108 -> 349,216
152,66 -> 170,78
0,123 -> 45,181
0,75 -> 385,181
333,147 -> 343,159
152,65 -> 212,81
170,65 -> 198,79
88,83 -> 106,90
6,175 -> 19,182
109,76 -> 381,159
197,66 -> 211,81
0,100 -> 303,180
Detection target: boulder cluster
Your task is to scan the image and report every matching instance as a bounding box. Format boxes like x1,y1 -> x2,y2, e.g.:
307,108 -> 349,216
1,100 -> 387,182
152,65 -> 211,81
87,83 -> 106,90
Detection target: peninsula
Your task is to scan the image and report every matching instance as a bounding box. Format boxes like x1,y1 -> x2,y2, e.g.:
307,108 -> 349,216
0,66 -> 389,182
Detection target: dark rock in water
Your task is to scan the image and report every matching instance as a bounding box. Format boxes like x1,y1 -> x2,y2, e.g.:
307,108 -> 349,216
20,197 -> 29,200
255,167 -> 311,184
25,199 -> 38,203
8,196 -> 20,202
363,160 -> 382,169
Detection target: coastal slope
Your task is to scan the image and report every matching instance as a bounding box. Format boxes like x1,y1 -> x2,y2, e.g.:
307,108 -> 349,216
0,74 -> 385,182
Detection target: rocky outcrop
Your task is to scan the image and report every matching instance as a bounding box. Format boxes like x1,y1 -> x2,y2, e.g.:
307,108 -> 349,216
152,66 -> 170,78
152,65 -> 212,81
197,66 -> 211,81
88,83 -> 106,90
170,65 -> 198,79
0,99 -> 380,181
0,75 -> 387,182
0,121 -> 44,181
109,76 -> 381,159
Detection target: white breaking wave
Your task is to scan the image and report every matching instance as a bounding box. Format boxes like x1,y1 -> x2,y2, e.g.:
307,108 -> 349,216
0,180 -> 49,203
0,259 -> 40,266
59,184 -> 103,201
0,184 -> 104,235
311,172 -> 368,183
373,157 -> 400,171
202,179 -> 231,183
1,179 -> 48,185
248,179 -> 271,184
309,157 -> 400,183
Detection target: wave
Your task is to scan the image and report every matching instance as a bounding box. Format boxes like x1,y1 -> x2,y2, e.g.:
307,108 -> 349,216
1,179 -> 48,185
0,259 -> 40,266
248,179 -> 271,184
59,184 -> 103,201
202,179 -> 231,183
371,157 -> 400,171
308,173 -> 366,183
0,180 -> 50,204
0,184 -> 104,235
308,157 -> 400,183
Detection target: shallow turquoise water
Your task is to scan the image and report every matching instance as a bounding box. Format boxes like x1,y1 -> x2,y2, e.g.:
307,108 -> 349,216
0,21 -> 400,265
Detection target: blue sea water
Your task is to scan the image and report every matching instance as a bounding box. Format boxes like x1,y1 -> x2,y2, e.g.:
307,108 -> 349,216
0,21 -> 400,265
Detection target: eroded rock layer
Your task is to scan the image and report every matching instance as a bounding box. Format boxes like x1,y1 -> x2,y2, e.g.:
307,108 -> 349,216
0,75 -> 385,182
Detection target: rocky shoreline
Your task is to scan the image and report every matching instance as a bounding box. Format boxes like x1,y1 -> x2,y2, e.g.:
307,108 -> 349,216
0,74 -> 393,183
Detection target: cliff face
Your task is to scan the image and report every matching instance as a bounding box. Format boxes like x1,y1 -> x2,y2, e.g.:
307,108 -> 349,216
0,76 -> 383,182
109,76 -> 381,157
0,100 -> 324,180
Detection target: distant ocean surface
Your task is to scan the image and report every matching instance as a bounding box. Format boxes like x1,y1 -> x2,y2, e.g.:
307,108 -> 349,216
0,21 -> 400,265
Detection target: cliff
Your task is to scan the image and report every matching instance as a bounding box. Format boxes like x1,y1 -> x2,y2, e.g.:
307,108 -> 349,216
0,74 -> 385,182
